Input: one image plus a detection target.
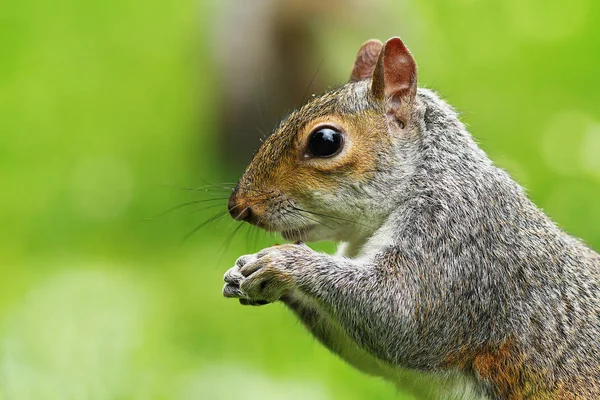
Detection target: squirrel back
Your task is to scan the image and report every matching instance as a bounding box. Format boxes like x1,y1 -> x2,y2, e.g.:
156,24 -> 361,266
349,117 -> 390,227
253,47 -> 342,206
226,37 -> 600,399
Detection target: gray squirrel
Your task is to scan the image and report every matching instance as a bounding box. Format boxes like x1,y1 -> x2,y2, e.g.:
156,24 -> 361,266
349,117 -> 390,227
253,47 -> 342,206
222,37 -> 600,399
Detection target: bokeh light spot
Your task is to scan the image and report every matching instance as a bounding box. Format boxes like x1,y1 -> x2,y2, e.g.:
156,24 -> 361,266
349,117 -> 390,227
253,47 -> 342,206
176,364 -> 330,400
542,181 -> 600,244
581,123 -> 600,179
0,269 -> 147,400
541,111 -> 596,176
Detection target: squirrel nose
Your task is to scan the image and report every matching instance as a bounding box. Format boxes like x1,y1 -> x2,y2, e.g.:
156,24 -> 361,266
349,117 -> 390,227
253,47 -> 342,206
228,191 -> 252,221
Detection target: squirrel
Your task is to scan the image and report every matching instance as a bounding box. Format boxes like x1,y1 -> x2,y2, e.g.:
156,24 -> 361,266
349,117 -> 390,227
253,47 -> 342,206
222,37 -> 600,399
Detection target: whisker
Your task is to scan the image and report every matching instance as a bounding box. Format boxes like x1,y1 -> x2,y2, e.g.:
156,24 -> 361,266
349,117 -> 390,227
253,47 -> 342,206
147,198 -> 229,219
246,225 -> 261,251
154,183 -> 234,193
246,222 -> 256,250
197,179 -> 236,191
288,208 -> 337,233
185,187 -> 233,193
225,222 -> 246,247
182,211 -> 228,243
249,211 -> 270,250
241,188 -> 275,197
301,58 -> 324,105
291,206 -> 375,230
184,203 -> 225,216
217,222 -> 247,265
256,126 -> 269,141
228,202 -> 251,216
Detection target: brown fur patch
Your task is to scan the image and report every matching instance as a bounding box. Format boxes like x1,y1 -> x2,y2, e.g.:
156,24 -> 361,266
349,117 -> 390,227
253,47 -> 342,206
231,80 -> 392,230
272,111 -> 388,198
472,342 -> 529,399
444,342 -> 600,399
445,342 -> 554,399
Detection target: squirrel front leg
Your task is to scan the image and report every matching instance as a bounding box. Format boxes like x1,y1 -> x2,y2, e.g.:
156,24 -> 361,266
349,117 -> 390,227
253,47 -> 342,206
282,291 -> 394,377
223,243 -> 419,371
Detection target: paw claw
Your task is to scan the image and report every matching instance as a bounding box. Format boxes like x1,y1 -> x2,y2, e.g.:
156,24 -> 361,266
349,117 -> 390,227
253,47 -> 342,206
225,245 -> 302,305
240,259 -> 266,277
222,283 -> 246,298
239,299 -> 269,306
224,266 -> 243,285
235,254 -> 255,268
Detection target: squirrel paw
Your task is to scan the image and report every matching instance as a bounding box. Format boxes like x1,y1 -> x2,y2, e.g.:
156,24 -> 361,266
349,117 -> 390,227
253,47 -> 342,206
223,243 -> 310,306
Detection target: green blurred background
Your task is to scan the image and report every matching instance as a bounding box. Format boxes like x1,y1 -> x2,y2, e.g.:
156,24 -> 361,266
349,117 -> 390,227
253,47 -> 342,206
1,0 -> 599,399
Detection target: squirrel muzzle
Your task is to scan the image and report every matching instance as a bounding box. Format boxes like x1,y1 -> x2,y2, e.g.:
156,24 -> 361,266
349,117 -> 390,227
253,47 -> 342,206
228,190 -> 253,222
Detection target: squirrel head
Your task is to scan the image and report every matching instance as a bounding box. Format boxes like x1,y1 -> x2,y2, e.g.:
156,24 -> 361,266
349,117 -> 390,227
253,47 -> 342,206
229,37 -> 420,244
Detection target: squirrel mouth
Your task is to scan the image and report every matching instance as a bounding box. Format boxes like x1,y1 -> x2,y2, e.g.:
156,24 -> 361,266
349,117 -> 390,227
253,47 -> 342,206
280,225 -> 316,241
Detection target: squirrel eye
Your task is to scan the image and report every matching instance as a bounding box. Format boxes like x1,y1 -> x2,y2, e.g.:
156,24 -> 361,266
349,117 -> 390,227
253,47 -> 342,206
307,127 -> 343,158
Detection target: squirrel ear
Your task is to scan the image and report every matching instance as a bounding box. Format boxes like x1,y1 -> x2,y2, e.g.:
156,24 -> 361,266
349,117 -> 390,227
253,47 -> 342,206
349,39 -> 384,82
371,37 -> 417,111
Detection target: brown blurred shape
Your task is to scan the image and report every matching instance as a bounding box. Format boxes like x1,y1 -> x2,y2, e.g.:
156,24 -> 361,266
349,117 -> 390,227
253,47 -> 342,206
212,0 -> 352,170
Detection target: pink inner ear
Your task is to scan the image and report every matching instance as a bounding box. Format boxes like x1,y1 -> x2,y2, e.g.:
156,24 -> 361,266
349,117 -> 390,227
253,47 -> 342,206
350,40 -> 383,82
384,40 -> 416,91
372,37 -> 417,103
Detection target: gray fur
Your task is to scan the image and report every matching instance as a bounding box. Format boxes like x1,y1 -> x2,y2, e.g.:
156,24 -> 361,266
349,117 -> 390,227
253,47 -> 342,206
223,83 -> 600,399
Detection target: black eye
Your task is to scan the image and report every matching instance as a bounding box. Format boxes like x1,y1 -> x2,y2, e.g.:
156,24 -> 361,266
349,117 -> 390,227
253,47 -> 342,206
307,127 -> 343,158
